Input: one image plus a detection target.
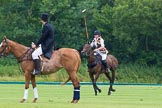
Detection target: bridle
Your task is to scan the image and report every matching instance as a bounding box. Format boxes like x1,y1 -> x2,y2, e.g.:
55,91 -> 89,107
0,39 -> 33,62
0,39 -> 8,57
82,44 -> 94,56
82,44 -> 102,69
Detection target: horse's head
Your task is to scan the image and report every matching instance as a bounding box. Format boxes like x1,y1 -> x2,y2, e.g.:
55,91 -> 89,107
0,36 -> 10,57
81,43 -> 93,56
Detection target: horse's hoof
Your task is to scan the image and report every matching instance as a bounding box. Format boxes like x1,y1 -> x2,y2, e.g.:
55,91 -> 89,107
108,92 -> 111,95
33,98 -> 38,103
111,88 -> 116,92
20,99 -> 26,103
98,89 -> 102,93
71,100 -> 79,103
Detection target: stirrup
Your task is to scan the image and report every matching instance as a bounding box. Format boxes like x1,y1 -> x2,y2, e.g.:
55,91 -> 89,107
106,68 -> 111,73
32,70 -> 41,75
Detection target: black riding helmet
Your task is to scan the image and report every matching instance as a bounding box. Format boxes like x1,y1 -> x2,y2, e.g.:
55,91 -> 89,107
93,30 -> 101,35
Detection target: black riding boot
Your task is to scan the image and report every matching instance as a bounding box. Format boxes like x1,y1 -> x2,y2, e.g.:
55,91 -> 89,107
102,60 -> 110,73
32,59 -> 41,75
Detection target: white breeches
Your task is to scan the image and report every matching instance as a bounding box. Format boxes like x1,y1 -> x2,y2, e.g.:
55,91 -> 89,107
32,45 -> 43,59
95,50 -> 107,60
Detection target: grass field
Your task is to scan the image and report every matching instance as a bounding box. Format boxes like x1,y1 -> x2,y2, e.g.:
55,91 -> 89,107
0,84 -> 162,108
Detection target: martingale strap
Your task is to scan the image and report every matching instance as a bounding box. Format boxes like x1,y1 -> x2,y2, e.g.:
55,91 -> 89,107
87,53 -> 102,68
17,48 -> 33,63
87,61 -> 97,68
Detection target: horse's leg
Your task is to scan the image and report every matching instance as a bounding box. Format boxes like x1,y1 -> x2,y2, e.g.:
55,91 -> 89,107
31,75 -> 38,103
69,72 -> 80,103
94,72 -> 102,94
104,71 -> 115,95
89,72 -> 97,96
111,70 -> 116,92
20,72 -> 31,103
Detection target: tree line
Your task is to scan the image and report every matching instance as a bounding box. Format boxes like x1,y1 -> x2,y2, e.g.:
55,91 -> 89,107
0,0 -> 162,66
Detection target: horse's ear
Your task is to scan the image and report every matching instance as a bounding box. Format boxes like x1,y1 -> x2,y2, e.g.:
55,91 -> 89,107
3,36 -> 7,41
3,36 -> 6,39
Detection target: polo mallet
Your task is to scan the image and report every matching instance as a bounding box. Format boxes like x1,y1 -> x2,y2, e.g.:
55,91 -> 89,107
82,9 -> 89,41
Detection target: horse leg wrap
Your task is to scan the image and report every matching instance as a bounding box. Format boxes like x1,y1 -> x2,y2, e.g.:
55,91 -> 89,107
23,89 -> 28,99
73,86 -> 80,100
33,87 -> 39,99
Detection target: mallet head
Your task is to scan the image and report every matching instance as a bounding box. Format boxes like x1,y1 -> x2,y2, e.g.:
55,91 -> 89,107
82,9 -> 86,13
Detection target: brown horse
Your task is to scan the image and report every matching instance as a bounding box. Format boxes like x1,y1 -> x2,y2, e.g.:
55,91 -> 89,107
0,37 -> 81,103
81,43 -> 118,95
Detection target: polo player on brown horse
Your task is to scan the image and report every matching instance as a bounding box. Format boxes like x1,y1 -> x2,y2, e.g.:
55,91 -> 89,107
89,30 -> 111,73
31,13 -> 54,75
0,37 -> 81,103
81,30 -> 118,96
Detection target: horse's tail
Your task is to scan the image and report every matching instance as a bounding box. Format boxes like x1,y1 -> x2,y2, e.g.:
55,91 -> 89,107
61,77 -> 71,85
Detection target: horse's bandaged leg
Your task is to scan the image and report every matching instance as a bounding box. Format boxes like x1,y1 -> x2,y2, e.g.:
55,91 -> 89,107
73,86 -> 80,100
33,87 -> 39,99
23,89 -> 28,99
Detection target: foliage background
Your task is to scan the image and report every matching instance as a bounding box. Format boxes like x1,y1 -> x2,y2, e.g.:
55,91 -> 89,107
1,0 -> 162,65
0,0 -> 162,83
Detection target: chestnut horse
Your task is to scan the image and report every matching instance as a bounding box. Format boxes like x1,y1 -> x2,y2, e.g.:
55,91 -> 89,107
81,43 -> 118,95
0,37 -> 81,103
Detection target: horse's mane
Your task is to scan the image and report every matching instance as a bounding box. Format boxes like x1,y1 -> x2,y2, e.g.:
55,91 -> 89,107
7,39 -> 29,49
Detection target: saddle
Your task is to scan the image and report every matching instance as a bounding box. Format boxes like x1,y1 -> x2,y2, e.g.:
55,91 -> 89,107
18,48 -> 50,72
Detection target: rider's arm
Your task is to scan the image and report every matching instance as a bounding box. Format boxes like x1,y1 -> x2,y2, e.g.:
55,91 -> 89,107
94,38 -> 105,51
36,25 -> 49,47
90,39 -> 95,47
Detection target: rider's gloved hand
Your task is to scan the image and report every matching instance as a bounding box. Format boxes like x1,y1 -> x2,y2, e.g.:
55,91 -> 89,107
31,42 -> 36,49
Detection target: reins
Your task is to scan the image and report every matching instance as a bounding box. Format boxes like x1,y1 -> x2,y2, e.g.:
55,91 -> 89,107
0,42 -> 33,73
17,48 -> 33,63
84,47 -> 94,57
82,45 -> 103,69
0,38 -> 33,63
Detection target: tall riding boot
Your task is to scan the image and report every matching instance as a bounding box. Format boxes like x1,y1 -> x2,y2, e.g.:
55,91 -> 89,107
102,60 -> 110,73
32,59 -> 41,75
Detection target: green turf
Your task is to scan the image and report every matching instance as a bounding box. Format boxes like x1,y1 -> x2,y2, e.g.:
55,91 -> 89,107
0,84 -> 161,108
